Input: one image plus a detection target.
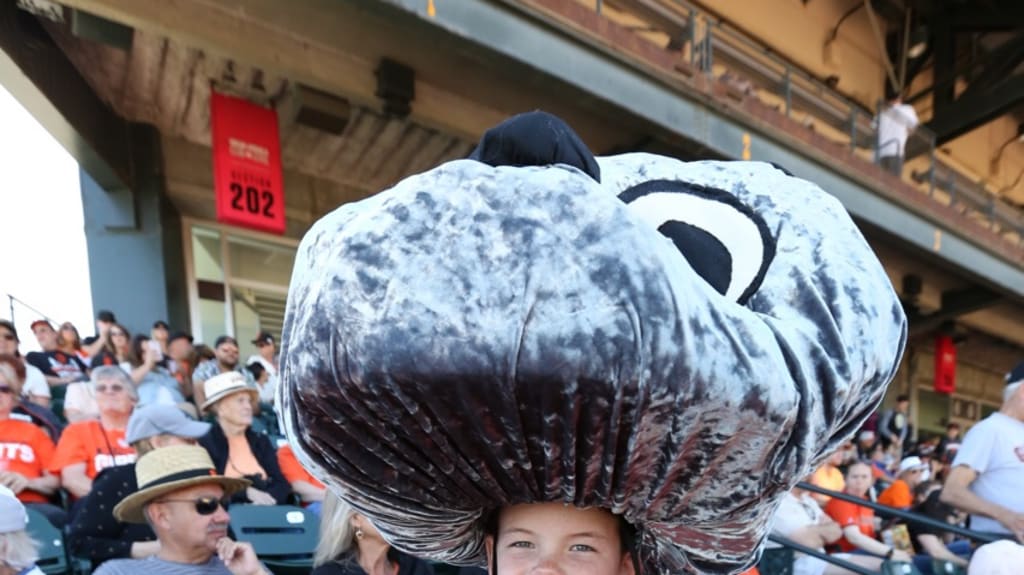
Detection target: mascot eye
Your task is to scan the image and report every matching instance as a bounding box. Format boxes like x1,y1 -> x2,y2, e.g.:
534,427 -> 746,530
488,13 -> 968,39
618,179 -> 775,305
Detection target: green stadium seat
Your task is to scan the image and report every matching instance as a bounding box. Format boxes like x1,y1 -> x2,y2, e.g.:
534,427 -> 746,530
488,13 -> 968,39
229,504 -> 318,575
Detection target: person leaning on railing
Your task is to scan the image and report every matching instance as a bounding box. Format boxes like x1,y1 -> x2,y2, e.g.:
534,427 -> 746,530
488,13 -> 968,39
905,481 -> 970,572
824,462 -> 913,562
941,361 -> 1024,543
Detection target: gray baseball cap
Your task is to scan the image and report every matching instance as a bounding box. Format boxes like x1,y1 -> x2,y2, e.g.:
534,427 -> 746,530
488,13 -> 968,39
126,404 -> 212,444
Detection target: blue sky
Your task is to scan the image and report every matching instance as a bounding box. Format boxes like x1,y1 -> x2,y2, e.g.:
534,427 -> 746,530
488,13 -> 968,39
0,82 -> 94,351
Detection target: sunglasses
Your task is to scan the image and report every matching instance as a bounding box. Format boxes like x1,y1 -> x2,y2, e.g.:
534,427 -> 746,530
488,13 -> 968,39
95,384 -> 125,393
110,331 -> 127,337
0,385 -> 13,395
157,495 -> 231,515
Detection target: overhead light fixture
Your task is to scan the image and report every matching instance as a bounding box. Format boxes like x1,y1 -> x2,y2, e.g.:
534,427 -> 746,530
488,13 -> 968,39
907,25 -> 928,59
375,58 -> 415,118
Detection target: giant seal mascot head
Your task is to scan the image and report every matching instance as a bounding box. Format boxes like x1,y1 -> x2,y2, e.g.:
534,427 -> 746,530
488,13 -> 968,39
278,111 -> 906,573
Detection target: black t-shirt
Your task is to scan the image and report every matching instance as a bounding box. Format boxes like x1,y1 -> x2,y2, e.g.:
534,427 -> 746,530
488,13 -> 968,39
89,350 -> 119,369
908,490 -> 958,554
25,350 -> 88,381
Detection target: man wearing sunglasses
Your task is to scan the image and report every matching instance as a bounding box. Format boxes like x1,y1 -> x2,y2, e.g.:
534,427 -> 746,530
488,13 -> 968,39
95,444 -> 271,575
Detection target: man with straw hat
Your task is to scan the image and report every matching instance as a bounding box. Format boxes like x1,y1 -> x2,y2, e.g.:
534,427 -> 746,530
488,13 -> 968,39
94,445 -> 269,575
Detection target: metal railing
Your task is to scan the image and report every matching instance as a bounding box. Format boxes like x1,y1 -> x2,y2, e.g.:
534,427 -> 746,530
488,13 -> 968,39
576,0 -> 1023,248
4,293 -> 56,327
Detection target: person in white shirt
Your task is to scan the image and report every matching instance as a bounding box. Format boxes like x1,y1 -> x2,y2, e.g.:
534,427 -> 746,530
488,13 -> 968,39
941,361 -> 1024,542
876,97 -> 919,177
0,320 -> 50,408
771,482 -> 884,575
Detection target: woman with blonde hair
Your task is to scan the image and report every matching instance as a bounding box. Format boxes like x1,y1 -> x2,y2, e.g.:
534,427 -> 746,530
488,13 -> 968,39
312,492 -> 434,575
0,485 -> 44,575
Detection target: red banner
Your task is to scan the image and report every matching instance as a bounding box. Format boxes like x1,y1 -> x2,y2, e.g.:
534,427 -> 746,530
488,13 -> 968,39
211,91 -> 285,235
934,335 -> 956,394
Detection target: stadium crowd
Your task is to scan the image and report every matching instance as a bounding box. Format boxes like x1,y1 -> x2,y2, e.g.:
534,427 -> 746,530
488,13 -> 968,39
0,311 -> 1022,575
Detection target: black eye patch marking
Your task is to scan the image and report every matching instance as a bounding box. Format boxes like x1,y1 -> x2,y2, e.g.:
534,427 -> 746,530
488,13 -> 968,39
618,179 -> 776,305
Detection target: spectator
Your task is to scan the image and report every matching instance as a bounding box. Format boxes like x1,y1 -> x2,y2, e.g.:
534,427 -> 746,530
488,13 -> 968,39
63,376 -> 101,423
127,335 -> 195,417
825,462 -> 912,561
906,481 -> 969,574
244,362 -> 275,410
937,422 -> 962,464
878,394 -> 911,453
81,310 -> 117,359
0,322 -> 50,408
197,372 -> 289,505
877,456 -> 929,510
246,331 -> 278,407
312,491 -> 435,575
770,481 -> 883,575
92,445 -> 262,575
481,502 -> 635,575
192,336 -> 256,412
277,443 -> 326,513
809,451 -> 846,506
151,321 -> 170,355
0,361 -> 63,528
876,96 -> 919,176
50,366 -> 138,499
166,332 -> 195,401
24,320 -> 88,388
89,323 -> 132,369
58,322 -> 90,363
67,404 -> 212,568
0,485 -> 46,575
941,361 -> 1024,542
855,430 -> 876,460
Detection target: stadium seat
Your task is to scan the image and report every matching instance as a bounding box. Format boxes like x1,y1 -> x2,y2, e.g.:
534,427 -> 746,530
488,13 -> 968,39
931,560 -> 966,575
25,508 -> 70,575
757,547 -> 793,575
229,504 -> 318,575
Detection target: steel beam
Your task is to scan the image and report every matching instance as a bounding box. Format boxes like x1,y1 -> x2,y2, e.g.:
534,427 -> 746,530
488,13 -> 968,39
380,0 -> 1024,301
0,2 -> 131,193
927,75 -> 1024,146
907,287 -> 1003,337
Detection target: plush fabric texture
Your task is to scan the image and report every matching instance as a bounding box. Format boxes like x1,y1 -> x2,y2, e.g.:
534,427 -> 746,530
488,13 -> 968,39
279,153 -> 906,574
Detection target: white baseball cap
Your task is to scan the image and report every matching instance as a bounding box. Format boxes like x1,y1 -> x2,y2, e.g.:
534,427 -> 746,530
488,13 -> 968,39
897,456 -> 928,475
969,540 -> 1024,574
0,485 -> 28,533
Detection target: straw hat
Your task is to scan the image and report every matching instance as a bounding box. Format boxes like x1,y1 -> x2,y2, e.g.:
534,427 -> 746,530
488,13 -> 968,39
201,371 -> 258,410
113,444 -> 249,524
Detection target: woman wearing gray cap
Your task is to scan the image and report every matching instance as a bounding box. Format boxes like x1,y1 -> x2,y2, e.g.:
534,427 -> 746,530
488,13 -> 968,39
0,484 -> 44,575
65,404 -> 211,569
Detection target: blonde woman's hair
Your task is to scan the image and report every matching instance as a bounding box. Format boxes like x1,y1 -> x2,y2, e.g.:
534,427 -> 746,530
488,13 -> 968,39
313,492 -> 358,567
0,529 -> 41,569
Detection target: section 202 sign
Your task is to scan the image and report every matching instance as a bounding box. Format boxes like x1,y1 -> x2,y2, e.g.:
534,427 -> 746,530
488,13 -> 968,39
211,91 -> 285,235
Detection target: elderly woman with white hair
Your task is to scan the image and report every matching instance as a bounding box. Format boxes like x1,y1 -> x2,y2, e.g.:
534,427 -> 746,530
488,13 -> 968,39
49,366 -> 138,499
0,485 -> 44,575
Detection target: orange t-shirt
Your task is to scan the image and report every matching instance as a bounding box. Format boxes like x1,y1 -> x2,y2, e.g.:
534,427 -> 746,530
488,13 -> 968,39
277,444 -> 325,489
49,420 -> 136,480
0,419 -> 56,503
877,478 -> 913,509
824,495 -> 876,552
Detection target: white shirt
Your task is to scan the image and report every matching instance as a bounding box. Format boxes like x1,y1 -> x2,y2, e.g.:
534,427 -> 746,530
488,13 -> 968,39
952,412 -> 1024,535
877,103 -> 919,157
771,491 -> 825,548
21,363 -> 51,399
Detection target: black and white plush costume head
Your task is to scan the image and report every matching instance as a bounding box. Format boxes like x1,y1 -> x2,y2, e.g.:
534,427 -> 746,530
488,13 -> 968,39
279,112 -> 906,573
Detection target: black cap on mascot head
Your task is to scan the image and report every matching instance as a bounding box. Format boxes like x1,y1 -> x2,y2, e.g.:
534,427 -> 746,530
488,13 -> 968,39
278,111 -> 906,573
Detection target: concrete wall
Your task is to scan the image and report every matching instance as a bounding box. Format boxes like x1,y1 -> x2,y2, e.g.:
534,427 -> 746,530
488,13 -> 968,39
81,125 -> 189,336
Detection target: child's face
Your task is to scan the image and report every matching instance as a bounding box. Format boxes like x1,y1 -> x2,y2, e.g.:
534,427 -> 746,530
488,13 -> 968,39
486,502 -> 635,575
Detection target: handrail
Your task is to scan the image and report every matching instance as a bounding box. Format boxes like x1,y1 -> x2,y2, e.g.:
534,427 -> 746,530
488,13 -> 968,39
797,482 -> 1005,544
574,0 -> 1024,250
767,534 -> 879,575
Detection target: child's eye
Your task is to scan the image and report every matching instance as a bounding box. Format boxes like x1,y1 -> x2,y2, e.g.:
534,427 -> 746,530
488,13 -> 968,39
569,544 -> 596,552
508,541 -> 534,549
